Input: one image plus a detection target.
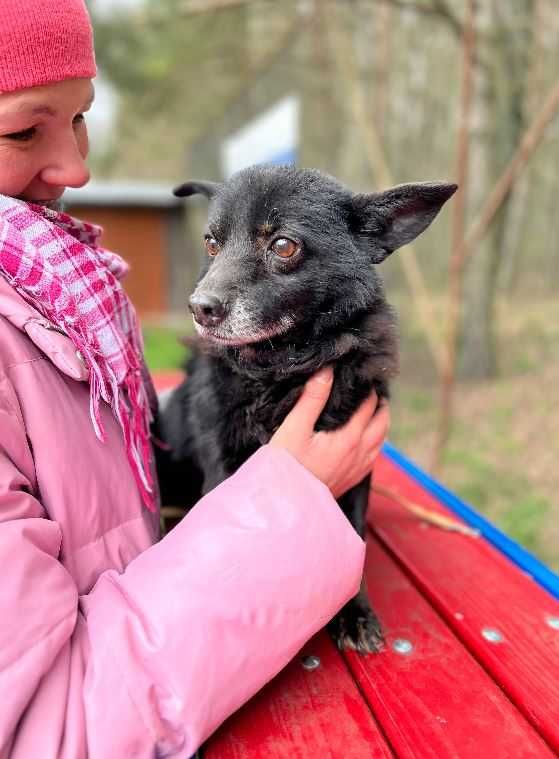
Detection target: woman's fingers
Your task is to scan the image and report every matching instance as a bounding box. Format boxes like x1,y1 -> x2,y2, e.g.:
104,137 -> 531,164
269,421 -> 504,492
343,400 -> 390,486
271,376 -> 390,499
349,391 -> 379,432
362,399 -> 390,453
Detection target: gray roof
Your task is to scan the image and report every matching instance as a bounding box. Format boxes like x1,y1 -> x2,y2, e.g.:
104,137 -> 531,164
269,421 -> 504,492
63,181 -> 183,209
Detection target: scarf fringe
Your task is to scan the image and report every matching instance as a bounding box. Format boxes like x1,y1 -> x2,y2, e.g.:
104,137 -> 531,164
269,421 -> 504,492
0,197 -> 158,512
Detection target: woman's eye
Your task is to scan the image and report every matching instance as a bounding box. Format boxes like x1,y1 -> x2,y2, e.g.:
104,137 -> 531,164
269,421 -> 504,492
204,236 -> 220,257
73,113 -> 85,126
271,238 -> 300,258
4,126 -> 36,142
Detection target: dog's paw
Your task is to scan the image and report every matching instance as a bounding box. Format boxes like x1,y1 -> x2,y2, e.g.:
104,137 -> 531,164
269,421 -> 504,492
329,598 -> 384,655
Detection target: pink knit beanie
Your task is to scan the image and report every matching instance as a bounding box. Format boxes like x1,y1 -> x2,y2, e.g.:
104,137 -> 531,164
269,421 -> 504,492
0,0 -> 97,93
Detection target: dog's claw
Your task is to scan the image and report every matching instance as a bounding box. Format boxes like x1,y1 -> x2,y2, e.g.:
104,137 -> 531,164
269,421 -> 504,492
330,602 -> 384,655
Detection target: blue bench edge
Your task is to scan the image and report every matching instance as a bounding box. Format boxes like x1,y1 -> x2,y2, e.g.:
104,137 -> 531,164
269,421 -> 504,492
382,441 -> 559,601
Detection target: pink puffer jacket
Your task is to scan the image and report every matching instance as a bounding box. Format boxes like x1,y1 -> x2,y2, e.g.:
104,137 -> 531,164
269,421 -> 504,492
0,274 -> 365,758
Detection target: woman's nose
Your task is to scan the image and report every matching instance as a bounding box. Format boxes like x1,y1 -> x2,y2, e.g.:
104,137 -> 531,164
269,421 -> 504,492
39,131 -> 90,189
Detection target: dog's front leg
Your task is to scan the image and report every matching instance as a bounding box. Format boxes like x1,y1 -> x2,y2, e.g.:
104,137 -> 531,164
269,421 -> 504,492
201,459 -> 233,495
329,474 -> 384,654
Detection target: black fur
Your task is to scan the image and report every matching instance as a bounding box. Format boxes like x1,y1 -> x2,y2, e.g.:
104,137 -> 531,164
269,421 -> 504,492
157,165 -> 456,653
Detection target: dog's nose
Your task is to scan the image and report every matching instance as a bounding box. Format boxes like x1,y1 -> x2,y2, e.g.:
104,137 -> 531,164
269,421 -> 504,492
189,292 -> 227,327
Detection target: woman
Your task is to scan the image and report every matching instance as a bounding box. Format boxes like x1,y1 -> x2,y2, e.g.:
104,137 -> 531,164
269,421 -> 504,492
0,1 -> 390,756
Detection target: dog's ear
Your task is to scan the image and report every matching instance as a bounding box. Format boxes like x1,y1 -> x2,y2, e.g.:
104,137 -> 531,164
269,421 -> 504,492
173,181 -> 222,199
350,182 -> 457,263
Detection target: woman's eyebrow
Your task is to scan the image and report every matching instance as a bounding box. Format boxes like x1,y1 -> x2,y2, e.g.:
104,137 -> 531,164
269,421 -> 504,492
29,94 -> 94,117
31,105 -> 57,116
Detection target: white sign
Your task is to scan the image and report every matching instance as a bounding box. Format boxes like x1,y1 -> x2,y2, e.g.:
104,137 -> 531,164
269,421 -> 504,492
221,95 -> 299,178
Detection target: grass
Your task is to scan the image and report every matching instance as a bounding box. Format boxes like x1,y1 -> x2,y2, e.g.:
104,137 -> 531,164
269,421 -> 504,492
389,295 -> 559,571
390,385 -> 556,570
501,494 -> 551,555
142,325 -> 189,371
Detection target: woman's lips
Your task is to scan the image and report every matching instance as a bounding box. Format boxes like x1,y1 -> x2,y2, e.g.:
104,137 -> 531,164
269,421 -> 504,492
17,190 -> 64,205
18,196 -> 64,210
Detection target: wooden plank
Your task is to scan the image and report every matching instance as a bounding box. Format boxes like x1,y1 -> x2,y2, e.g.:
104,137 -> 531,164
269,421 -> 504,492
152,369 -> 185,391
203,631 -> 393,758
341,536 -> 554,759
370,455 -> 559,754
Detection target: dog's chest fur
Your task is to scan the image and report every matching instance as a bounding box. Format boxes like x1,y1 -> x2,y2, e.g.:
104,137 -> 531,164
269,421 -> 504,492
173,304 -> 398,491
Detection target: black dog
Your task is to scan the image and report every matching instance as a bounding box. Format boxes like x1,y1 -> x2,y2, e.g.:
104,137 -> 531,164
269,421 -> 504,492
157,165 -> 456,653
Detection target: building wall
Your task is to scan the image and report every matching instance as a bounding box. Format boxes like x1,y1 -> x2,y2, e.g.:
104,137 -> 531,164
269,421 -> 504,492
68,205 -> 168,316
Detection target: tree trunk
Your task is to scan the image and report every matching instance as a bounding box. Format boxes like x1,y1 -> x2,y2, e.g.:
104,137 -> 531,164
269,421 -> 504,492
459,0 -> 533,379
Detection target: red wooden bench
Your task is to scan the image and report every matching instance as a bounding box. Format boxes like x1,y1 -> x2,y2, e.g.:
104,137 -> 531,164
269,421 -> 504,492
153,371 -> 559,758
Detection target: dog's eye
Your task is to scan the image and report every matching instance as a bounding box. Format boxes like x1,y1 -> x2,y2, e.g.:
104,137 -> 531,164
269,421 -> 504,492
271,238 -> 299,258
204,236 -> 220,257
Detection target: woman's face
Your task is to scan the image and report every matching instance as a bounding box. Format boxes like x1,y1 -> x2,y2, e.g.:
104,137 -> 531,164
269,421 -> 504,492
0,78 -> 93,203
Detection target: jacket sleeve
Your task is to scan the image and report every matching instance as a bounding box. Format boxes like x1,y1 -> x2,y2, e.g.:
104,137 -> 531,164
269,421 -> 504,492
0,380 -> 365,758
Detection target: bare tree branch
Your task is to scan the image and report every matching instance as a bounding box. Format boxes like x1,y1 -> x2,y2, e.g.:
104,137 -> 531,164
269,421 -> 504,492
431,0 -> 476,474
187,8 -> 310,144
325,0 -> 445,371
430,52 -> 559,473
432,0 -> 463,35
456,77 -> 559,271
375,0 -> 463,36
180,0 -> 256,14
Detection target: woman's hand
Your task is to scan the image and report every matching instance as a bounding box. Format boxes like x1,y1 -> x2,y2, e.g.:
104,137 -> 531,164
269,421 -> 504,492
270,367 -> 390,499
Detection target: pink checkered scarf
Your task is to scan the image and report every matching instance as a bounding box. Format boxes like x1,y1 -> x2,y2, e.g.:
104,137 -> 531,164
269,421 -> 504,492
0,194 -> 157,512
